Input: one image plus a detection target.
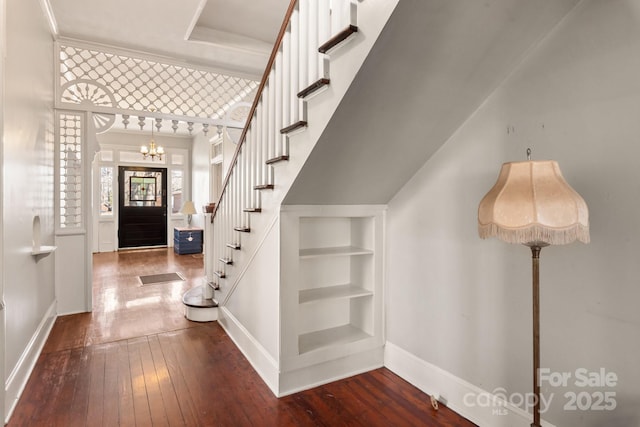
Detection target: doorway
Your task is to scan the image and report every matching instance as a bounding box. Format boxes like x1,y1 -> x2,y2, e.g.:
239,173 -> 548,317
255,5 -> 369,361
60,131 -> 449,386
118,166 -> 168,248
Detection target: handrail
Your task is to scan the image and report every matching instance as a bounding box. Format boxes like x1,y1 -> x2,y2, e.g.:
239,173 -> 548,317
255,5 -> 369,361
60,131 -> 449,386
212,0 -> 299,219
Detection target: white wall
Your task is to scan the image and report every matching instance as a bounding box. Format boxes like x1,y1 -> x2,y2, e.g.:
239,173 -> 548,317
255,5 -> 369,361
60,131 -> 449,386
0,0 -> 6,420
190,131 -> 210,229
3,0 -> 56,419
386,1 -> 640,426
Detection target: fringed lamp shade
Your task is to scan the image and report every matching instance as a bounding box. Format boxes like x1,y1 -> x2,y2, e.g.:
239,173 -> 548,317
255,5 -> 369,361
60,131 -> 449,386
478,160 -> 590,246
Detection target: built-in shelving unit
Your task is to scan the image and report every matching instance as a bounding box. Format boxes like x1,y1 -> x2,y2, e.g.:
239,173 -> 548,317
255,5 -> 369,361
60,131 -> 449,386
280,205 -> 385,385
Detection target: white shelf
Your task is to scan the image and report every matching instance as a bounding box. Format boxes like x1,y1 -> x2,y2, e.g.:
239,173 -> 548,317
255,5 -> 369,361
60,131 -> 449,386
31,245 -> 57,256
299,245 -> 373,259
299,284 -> 372,304
299,324 -> 372,354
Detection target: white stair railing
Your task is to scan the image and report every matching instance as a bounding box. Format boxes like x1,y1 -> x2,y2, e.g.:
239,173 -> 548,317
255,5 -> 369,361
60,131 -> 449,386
210,0 -> 359,293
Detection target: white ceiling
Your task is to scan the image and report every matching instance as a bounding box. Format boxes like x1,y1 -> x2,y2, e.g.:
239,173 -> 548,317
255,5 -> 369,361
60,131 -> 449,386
49,0 -> 290,78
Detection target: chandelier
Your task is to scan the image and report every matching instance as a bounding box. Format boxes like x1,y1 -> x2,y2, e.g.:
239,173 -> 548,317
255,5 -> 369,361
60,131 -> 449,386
140,114 -> 164,161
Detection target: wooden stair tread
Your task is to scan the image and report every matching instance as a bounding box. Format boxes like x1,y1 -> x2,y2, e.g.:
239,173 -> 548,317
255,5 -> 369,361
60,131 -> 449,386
254,184 -> 274,190
182,286 -> 218,308
219,258 -> 233,265
234,227 -> 251,233
318,25 -> 358,54
226,243 -> 241,250
214,271 -> 226,279
281,121 -> 308,134
298,78 -> 330,98
266,155 -> 289,164
243,208 -> 262,213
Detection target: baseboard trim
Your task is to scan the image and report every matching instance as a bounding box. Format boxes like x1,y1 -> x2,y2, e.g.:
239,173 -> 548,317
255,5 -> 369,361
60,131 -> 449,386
384,342 -> 556,427
4,301 -> 57,424
217,306 -> 280,396
279,347 -> 384,397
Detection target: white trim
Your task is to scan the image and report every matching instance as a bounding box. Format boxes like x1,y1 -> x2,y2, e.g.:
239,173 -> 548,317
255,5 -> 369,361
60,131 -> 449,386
279,347 -> 384,397
39,0 -> 58,37
217,307 -> 280,395
183,0 -> 208,42
0,0 -> 6,420
188,26 -> 272,56
4,302 -> 57,424
56,103 -> 247,129
55,228 -> 87,237
384,342 -> 557,427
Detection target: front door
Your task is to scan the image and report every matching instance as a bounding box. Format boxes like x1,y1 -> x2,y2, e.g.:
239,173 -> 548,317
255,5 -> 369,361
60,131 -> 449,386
118,166 -> 167,248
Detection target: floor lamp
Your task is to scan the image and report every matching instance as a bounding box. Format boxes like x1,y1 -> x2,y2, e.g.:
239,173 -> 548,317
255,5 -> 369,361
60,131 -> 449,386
477,153 -> 589,427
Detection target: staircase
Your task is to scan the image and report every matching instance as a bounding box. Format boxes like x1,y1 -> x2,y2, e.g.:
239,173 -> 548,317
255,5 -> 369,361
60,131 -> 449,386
192,0 -> 399,396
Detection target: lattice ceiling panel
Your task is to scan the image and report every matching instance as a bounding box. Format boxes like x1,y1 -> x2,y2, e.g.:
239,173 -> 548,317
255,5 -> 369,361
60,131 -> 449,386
59,44 -> 259,120
228,104 -> 253,122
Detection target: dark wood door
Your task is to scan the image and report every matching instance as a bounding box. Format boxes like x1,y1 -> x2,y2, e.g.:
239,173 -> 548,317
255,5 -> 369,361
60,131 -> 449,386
118,166 -> 167,248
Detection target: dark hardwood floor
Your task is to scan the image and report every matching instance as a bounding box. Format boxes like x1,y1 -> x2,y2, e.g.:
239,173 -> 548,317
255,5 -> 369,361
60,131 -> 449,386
8,248 -> 476,426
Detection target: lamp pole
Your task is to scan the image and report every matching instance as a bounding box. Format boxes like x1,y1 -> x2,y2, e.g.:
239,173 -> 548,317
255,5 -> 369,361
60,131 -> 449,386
530,245 -> 542,427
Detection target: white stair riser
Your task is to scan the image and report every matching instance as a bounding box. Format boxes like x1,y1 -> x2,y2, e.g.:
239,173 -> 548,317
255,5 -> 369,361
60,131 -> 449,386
184,306 -> 219,322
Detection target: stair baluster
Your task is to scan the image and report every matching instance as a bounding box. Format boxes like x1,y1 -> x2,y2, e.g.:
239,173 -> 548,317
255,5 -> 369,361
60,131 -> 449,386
282,30 -> 292,138
298,1 -> 309,91
261,86 -> 270,187
319,0 -> 330,55
289,6 -> 306,131
274,50 -> 284,160
308,0 -> 319,86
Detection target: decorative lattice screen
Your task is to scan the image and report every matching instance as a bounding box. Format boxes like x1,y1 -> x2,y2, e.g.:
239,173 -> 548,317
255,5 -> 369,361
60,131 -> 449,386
58,43 -> 259,120
58,112 -> 83,229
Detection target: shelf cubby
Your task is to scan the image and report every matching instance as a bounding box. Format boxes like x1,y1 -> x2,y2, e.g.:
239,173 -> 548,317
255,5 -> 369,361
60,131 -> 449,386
299,324 -> 372,354
280,205 -> 385,376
